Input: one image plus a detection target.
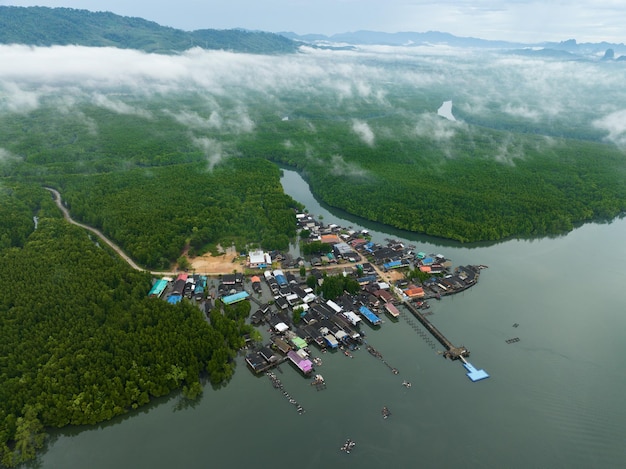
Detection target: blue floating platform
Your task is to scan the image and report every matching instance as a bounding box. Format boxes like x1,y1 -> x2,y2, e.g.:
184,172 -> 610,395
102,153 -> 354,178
463,361 -> 490,382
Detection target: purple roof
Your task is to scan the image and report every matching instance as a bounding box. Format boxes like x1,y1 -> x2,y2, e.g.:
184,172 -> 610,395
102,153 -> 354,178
287,350 -> 313,373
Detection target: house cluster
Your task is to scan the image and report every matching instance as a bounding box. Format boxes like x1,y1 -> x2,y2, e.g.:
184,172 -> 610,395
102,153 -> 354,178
244,260 -> 413,375
149,272 -> 210,304
148,211 -> 484,379
296,213 -> 363,265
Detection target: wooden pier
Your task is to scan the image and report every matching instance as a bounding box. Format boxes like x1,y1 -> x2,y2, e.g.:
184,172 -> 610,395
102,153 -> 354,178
403,300 -> 469,360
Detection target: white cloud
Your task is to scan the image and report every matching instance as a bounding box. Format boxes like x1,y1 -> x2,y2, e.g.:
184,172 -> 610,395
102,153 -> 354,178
414,113 -> 465,141
2,43 -> 626,157
493,135 -> 524,166
0,147 -> 22,164
502,103 -> 541,121
92,94 -> 152,119
593,109 -> 626,147
0,82 -> 40,112
351,119 -> 375,146
191,136 -> 227,170
329,154 -> 369,178
165,109 -> 224,130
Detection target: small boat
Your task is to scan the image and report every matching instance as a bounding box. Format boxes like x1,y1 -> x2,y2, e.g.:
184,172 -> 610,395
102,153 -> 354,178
382,406 -> 391,419
402,380 -> 412,388
311,374 -> 326,388
340,438 -> 356,453
344,350 -> 353,358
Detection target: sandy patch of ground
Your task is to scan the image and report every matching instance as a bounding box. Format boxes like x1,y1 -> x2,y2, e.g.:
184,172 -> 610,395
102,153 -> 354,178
384,270 -> 406,282
189,246 -> 245,275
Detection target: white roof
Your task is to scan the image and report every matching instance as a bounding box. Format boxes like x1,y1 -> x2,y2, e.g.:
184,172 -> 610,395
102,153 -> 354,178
342,311 -> 362,325
326,299 -> 342,313
249,250 -> 265,264
274,322 -> 289,332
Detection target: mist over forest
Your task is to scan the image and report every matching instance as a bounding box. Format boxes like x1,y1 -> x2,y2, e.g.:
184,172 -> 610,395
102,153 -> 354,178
1,42 -> 625,244
2,43 -> 625,147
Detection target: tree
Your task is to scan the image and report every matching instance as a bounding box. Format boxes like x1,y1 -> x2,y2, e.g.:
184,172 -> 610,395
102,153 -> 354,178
12,406 -> 45,466
292,306 -> 304,324
177,255 -> 190,271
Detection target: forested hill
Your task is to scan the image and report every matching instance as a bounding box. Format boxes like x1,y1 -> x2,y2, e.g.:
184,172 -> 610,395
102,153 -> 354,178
0,6 -> 298,54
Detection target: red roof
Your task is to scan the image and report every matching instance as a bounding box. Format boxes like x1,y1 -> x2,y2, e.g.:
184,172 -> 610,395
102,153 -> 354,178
350,238 -> 367,246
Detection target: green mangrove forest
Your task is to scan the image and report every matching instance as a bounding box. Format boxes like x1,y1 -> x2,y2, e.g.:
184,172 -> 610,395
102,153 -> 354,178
2,33 -> 626,465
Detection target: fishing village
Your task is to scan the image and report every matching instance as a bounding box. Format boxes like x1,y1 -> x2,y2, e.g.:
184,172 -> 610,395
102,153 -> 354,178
148,210 -> 490,450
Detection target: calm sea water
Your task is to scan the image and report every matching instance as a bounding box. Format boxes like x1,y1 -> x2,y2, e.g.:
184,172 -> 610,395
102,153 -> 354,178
35,170 -> 626,469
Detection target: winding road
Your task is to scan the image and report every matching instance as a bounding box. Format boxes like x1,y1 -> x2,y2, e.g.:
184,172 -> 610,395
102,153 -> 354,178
46,187 -> 147,272
45,187 -> 394,281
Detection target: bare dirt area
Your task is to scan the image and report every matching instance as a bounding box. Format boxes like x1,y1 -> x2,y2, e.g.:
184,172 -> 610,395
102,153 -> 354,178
189,246 -> 244,275
384,270 -> 405,283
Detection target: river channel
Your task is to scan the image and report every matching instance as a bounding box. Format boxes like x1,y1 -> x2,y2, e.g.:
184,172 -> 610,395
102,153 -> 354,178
35,169 -> 626,468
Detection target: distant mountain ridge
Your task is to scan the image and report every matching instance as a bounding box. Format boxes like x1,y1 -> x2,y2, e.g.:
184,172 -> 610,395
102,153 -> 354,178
2,6 -> 624,60
280,30 -> 626,59
0,6 -> 298,54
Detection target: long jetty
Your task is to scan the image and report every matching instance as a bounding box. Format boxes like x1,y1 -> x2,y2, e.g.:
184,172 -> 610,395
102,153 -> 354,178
403,300 -> 469,360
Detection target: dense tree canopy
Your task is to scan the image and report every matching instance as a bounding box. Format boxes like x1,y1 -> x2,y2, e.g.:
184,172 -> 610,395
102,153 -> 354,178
0,218 -> 253,466
58,158 -> 300,268
239,115 -> 626,243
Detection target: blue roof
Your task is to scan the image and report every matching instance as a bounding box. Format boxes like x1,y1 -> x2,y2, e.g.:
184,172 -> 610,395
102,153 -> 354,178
222,291 -> 250,305
463,362 -> 490,382
357,275 -> 377,284
167,294 -> 183,304
359,305 -> 381,325
383,260 -> 402,269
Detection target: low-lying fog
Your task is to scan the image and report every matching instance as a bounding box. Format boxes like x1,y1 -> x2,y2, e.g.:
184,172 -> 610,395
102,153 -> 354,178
1,43 -> 625,148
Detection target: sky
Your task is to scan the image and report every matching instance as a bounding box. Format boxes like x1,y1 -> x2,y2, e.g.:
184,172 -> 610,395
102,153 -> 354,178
2,0 -> 625,44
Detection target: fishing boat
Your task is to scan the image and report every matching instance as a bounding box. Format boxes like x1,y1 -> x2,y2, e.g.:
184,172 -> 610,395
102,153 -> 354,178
382,406 -> 391,419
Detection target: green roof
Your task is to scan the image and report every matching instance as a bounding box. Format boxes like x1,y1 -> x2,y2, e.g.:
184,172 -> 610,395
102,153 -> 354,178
292,337 -> 307,349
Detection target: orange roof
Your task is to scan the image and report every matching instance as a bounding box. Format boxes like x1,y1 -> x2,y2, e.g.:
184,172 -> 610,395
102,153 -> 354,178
320,234 -> 341,244
404,285 -> 425,298
251,276 -> 261,283
419,265 -> 431,273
